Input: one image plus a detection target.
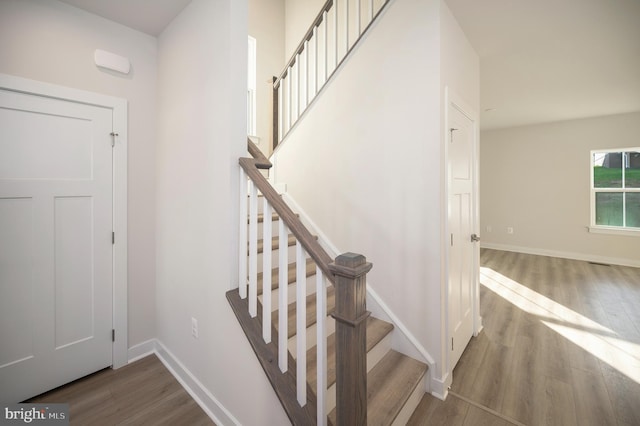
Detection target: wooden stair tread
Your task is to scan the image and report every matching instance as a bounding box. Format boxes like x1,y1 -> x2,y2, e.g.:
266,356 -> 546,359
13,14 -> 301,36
256,258 -> 316,295
272,285 -> 336,339
328,350 -> 427,426
254,234 -> 318,254
248,212 -> 299,224
256,234 -> 296,254
306,317 -> 394,389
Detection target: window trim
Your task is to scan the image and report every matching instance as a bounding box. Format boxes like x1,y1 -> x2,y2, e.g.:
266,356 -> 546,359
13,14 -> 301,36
590,148 -> 640,236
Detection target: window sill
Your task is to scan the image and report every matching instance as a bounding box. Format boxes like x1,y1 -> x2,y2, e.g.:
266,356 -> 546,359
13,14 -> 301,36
588,226 -> 640,237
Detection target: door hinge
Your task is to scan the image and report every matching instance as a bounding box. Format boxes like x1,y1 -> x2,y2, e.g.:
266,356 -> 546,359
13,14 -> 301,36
451,233 -> 454,246
450,128 -> 458,143
452,338 -> 454,351
112,329 -> 115,342
112,232 -> 115,245
110,132 -> 119,147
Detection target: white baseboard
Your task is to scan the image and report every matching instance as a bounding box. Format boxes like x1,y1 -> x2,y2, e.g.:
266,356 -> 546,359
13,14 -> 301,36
481,242 -> 640,268
430,372 -> 451,401
282,191 -> 445,397
127,339 -> 156,363
126,339 -> 239,426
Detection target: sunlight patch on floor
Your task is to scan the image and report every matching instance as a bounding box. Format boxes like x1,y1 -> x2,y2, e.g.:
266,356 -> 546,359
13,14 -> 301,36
480,267 -> 640,384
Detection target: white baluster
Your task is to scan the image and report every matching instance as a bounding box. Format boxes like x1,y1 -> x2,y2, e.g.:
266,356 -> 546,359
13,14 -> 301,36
248,182 -> 258,318
287,70 -> 292,133
296,54 -> 301,119
304,40 -> 309,111
323,11 -> 328,84
239,169 -> 248,299
334,1 -> 339,69
370,0 -> 374,21
356,0 -> 362,37
314,27 -> 319,96
316,267 -> 327,425
278,219 -> 288,373
296,241 -> 307,406
277,83 -> 282,143
262,198 -> 272,343
345,0 -> 349,51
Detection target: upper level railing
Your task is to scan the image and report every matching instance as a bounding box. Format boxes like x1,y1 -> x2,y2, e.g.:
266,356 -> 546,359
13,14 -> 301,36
272,0 -> 392,150
237,139 -> 371,424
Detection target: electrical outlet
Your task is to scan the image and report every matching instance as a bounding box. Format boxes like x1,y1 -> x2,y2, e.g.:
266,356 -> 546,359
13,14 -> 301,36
191,317 -> 199,338
507,227 -> 514,234
486,225 -> 492,233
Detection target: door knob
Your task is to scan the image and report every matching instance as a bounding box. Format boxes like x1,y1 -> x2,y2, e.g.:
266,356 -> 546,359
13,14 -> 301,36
471,234 -> 480,242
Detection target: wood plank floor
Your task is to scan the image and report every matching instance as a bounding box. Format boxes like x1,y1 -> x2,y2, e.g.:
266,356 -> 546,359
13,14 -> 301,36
28,354 -> 214,425
409,249 -> 640,426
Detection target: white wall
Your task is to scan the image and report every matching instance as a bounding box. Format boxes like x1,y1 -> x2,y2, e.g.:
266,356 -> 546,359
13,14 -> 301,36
481,112 -> 640,267
155,0 -> 289,424
274,0 -> 446,378
0,0 -> 157,348
249,0 -> 285,154
284,0 -> 325,59
439,0 -> 480,378
440,2 -> 479,110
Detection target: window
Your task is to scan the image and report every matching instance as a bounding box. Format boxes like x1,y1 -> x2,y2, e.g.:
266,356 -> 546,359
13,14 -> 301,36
247,36 -> 257,136
590,149 -> 640,234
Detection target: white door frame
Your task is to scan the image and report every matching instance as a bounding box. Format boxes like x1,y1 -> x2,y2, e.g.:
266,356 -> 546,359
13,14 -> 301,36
0,73 -> 129,369
442,87 -> 481,383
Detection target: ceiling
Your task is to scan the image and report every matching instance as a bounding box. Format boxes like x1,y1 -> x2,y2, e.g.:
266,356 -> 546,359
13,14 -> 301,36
60,0 -> 640,131
58,0 -> 192,36
445,0 -> 640,130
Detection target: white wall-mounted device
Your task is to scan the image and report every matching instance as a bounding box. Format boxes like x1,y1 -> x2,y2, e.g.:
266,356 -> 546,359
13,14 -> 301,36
94,49 -> 130,74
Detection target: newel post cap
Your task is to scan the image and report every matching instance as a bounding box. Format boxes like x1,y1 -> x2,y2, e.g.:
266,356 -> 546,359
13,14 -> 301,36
329,252 -> 373,278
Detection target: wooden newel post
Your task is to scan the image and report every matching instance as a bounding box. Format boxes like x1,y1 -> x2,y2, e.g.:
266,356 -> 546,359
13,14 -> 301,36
329,252 -> 372,426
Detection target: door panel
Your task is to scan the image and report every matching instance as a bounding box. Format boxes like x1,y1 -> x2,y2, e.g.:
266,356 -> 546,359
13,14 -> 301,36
0,89 -> 113,403
0,197 -> 35,369
448,103 -> 476,370
54,196 -> 96,349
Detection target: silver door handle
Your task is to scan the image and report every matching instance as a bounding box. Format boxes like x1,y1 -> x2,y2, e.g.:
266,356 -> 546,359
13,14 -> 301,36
471,234 -> 480,242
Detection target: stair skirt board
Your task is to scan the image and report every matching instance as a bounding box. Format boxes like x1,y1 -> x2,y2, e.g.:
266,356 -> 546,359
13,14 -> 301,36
241,201 -> 432,423
280,191 -> 439,391
227,290 -> 318,424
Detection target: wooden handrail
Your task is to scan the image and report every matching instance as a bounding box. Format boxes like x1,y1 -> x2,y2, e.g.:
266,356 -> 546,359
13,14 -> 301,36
247,137 -> 271,169
274,0 -> 334,88
242,138 -> 370,425
243,139 -> 335,283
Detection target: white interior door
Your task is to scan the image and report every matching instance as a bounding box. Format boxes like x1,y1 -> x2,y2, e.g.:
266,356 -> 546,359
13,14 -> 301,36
0,88 -> 113,403
448,102 -> 477,371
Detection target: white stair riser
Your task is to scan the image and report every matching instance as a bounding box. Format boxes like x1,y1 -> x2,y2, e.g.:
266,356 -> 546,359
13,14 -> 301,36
324,331 -> 394,413
258,275 -> 321,312
255,217 -> 284,237
289,316 -> 336,355
391,374 -> 426,426
253,244 -> 298,272
246,194 -> 273,215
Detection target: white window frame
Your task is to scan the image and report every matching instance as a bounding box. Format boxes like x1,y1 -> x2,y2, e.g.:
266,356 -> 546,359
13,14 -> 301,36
247,36 -> 257,137
589,148 -> 640,236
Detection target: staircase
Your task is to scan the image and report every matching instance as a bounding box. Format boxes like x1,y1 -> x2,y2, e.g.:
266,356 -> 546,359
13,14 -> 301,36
228,0 -> 431,423
227,141 -> 428,424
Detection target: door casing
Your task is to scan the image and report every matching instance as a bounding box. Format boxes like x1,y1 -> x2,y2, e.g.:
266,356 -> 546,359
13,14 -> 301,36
0,73 -> 129,369
442,87 -> 482,386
